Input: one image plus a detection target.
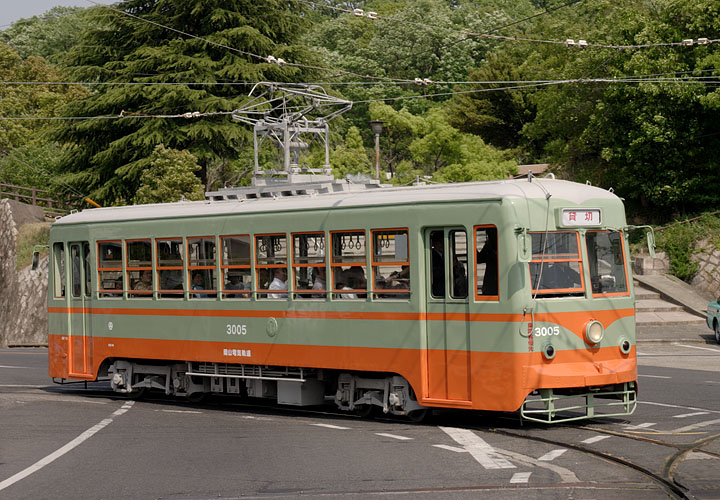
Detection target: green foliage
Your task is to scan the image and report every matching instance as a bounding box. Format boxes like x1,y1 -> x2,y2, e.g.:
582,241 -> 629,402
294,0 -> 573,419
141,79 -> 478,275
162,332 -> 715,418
16,222 -> 50,271
133,144 -> 205,204
370,103 -> 516,181
655,212 -> 720,281
330,126 -> 372,178
0,7 -> 95,63
53,0 -> 318,205
0,43 -> 87,156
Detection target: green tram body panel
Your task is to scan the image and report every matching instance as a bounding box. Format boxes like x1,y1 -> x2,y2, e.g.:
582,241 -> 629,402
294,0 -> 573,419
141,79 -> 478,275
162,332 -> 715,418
47,179 -> 638,421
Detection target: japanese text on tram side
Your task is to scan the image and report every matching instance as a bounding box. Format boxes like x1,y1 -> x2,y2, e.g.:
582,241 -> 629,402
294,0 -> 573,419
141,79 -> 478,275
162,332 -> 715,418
223,348 -> 252,358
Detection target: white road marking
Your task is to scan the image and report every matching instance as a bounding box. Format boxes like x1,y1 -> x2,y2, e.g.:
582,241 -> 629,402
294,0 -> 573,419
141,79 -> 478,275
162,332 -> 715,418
672,418 -> 720,433
674,343 -> 720,353
705,381 -> 720,385
686,451 -> 715,460
155,409 -> 203,414
0,401 -> 134,493
438,427 -> 515,469
0,365 -> 32,369
433,444 -> 467,453
673,412 -> 710,419
638,374 -> 671,379
310,423 -> 350,430
582,435 -> 611,444
0,384 -> 50,388
510,472 -> 532,484
538,449 -> 567,461
640,401 -> 720,414
376,433 -> 413,441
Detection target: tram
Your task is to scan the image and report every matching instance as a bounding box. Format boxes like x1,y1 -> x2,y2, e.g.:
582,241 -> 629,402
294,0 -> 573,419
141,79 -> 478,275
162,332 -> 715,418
46,176 -> 639,423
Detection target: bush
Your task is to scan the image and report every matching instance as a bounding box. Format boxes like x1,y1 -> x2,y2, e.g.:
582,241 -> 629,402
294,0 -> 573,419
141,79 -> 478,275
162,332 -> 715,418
16,222 -> 50,270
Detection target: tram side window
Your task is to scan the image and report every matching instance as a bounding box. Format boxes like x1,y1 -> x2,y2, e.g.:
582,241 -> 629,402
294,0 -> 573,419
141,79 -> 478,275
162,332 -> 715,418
475,226 -> 498,299
221,235 -> 251,299
98,241 -> 123,297
71,245 -> 81,298
331,231 -> 367,299
189,237 -> 216,299
157,238 -> 184,297
372,229 -> 410,299
586,231 -> 629,295
256,234 -> 288,299
529,232 -> 584,296
127,239 -> 153,298
53,243 -> 65,298
292,232 -> 326,299
450,231 -> 468,299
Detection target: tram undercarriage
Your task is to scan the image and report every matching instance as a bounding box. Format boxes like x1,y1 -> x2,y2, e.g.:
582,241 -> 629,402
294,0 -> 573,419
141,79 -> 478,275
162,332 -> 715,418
104,359 -> 427,417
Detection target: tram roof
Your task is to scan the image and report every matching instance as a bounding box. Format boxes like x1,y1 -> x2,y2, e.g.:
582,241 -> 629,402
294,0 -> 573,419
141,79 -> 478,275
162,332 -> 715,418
55,178 -> 620,225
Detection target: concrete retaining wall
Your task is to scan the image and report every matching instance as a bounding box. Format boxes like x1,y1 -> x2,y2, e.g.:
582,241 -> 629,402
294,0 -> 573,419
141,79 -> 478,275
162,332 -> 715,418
0,199 -> 49,347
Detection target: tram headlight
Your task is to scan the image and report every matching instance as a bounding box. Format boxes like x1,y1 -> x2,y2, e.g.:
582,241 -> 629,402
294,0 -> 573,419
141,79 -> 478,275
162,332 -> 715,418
584,320 -> 604,345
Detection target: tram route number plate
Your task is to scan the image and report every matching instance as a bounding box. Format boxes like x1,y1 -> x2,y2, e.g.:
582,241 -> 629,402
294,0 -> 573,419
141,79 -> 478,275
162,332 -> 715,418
560,208 -> 602,226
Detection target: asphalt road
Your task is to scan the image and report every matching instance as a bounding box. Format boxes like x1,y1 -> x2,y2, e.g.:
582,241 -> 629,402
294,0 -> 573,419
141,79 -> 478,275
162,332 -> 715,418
0,339 -> 718,500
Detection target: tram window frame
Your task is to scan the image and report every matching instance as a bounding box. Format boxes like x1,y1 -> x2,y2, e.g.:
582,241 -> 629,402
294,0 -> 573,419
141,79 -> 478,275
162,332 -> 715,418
188,236 -> 217,299
330,230 -> 367,300
126,239 -> 153,298
585,230 -> 630,297
70,244 -> 82,298
156,238 -> 184,297
53,242 -> 66,298
83,243 -> 91,298
220,235 -> 251,300
449,230 -> 468,299
292,232 -> 327,300
255,233 -> 288,299
474,226 -> 499,301
529,231 -> 585,297
97,240 -> 123,298
371,228 -> 410,300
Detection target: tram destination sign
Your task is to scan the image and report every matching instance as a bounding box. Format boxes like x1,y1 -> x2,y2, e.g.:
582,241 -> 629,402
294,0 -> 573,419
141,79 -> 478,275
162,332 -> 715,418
558,208 -> 602,227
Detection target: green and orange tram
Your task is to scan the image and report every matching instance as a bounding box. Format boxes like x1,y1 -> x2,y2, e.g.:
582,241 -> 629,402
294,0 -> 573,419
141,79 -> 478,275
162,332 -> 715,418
46,177 -> 638,423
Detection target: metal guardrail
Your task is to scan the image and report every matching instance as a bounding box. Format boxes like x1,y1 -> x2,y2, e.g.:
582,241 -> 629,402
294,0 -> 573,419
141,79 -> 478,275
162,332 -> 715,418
0,182 -> 73,218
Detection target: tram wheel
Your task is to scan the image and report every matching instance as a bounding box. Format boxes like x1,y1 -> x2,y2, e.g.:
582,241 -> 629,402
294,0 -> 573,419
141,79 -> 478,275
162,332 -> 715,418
714,321 -> 720,344
186,392 -> 207,404
126,387 -> 147,400
407,409 -> 431,423
354,404 -> 377,419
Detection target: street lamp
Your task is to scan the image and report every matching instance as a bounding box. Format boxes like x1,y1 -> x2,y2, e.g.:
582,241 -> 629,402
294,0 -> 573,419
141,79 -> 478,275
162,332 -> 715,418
369,120 -> 385,181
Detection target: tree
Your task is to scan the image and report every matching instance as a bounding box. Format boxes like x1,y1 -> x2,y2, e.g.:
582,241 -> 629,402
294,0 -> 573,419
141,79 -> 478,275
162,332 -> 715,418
0,7 -> 95,63
133,144 -> 204,204
329,126 -> 373,178
53,0 -> 318,205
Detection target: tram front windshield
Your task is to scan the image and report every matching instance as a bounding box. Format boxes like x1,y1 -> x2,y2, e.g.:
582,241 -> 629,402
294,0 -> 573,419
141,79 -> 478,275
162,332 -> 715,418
530,231 -> 628,297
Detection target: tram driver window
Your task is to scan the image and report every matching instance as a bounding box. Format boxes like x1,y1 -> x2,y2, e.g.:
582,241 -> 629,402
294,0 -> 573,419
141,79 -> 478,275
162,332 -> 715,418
331,231 -> 367,300
475,226 -> 498,299
529,232 -> 584,297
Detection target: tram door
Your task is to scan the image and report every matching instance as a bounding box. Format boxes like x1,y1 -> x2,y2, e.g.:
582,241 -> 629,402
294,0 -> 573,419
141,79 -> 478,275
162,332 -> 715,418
68,242 -> 93,378
425,229 -> 471,402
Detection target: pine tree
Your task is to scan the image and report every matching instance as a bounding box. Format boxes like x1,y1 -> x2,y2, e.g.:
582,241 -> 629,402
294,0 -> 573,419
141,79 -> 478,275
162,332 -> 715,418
54,0 -> 318,205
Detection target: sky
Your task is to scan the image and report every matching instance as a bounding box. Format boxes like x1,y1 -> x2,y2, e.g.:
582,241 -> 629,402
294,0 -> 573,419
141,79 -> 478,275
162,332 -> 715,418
0,1 -> 116,29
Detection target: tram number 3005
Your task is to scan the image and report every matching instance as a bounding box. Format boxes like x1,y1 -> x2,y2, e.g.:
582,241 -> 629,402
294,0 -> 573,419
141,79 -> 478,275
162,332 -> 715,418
227,324 -> 248,335
534,326 -> 560,336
